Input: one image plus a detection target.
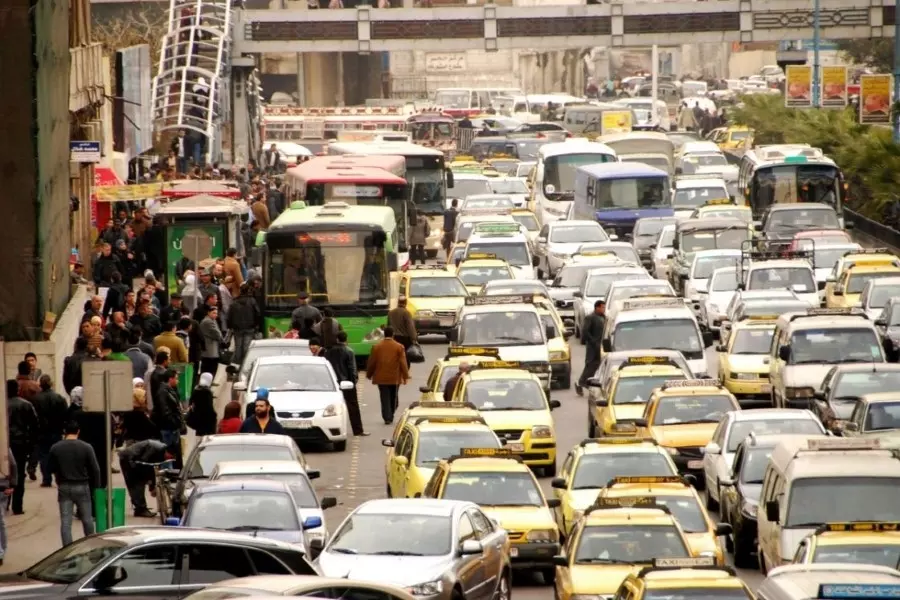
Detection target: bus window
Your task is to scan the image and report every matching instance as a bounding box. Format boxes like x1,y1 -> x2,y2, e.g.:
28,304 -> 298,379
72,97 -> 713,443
591,177 -> 670,209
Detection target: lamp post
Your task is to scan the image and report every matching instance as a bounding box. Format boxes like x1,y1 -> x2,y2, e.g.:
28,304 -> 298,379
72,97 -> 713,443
812,0 -> 821,107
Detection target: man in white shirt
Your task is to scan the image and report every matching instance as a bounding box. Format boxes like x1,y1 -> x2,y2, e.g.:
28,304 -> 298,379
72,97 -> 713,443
170,130 -> 190,174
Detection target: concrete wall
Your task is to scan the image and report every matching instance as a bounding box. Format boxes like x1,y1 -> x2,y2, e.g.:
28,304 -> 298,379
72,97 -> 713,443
390,49 -> 520,97
727,49 -> 778,78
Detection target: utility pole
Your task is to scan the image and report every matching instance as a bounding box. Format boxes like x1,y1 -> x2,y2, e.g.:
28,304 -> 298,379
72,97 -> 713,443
812,0 -> 821,107
894,0 -> 900,142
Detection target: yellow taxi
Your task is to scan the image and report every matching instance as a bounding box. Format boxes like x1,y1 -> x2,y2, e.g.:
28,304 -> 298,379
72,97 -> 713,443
586,357 -> 689,439
823,249 -> 900,299
691,201 -> 752,224
614,557 -> 752,600
536,299 -> 573,389
717,317 -> 777,405
793,522 -> 900,566
550,438 -> 679,537
387,399 -> 483,442
424,448 -> 561,581
597,476 -> 732,565
449,361 -> 560,476
454,255 -> 516,294
554,497 -> 695,600
826,261 -> 900,309
381,413 -> 503,499
449,155 -> 478,169
709,126 -> 753,151
399,266 -> 469,336
418,347 -> 501,402
635,379 -> 740,483
511,209 -> 541,245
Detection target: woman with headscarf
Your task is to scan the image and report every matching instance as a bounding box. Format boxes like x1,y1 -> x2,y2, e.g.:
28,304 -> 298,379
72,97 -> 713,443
67,386 -> 85,423
186,372 -> 218,436
217,401 -> 243,434
181,272 -> 198,315
121,387 -> 159,444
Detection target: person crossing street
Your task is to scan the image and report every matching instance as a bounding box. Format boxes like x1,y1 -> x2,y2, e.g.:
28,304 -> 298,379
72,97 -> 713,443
576,300 -> 606,397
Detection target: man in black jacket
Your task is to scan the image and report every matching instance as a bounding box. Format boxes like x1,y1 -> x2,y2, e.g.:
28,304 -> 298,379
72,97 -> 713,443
118,439 -> 169,518
6,380 -> 37,514
31,375 -> 69,488
93,243 -> 123,287
148,352 -> 171,410
102,271 -> 130,319
325,332 -> 367,436
576,300 -> 607,397
227,285 -> 260,367
63,338 -> 90,394
153,370 -> 184,468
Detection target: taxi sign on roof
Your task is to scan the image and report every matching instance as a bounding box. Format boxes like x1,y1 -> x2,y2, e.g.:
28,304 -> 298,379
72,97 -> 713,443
818,584 -> 900,599
808,438 -> 881,451
662,378 -> 721,389
446,347 -> 501,358
577,250 -> 614,257
621,297 -> 686,311
465,253 -> 499,260
853,248 -> 893,255
652,557 -> 716,568
623,356 -> 677,367
611,476 -> 685,485
704,198 -> 733,206
459,447 -> 514,458
413,416 -> 486,426
475,224 -> 521,234
460,207 -> 513,216
414,401 -> 475,410
464,294 -> 532,306
848,259 -> 895,268
593,496 -> 661,509
822,522 -> 900,532
474,360 -> 521,369
805,307 -> 866,317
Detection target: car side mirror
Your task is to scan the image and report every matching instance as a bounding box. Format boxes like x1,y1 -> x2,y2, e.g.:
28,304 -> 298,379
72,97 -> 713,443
533,256 -> 541,268
320,496 -> 337,510
339,381 -> 354,391
306,469 -> 321,480
715,522 -> 733,536
549,399 -> 561,410
94,565 -> 127,590
381,439 -> 394,447
573,291 -> 583,298
843,422 -> 860,432
704,441 -> 721,455
552,555 -> 568,567
233,382 -> 247,392
459,539 -> 483,555
419,385 -> 431,393
302,516 -> 323,530
634,418 -> 648,427
601,339 -> 611,352
550,477 -> 567,489
778,345 -> 790,361
393,456 -> 409,467
547,498 -> 561,508
225,365 -> 238,375
766,500 -> 779,523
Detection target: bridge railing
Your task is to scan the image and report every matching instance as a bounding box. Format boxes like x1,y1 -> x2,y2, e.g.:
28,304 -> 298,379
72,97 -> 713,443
845,208 -> 900,252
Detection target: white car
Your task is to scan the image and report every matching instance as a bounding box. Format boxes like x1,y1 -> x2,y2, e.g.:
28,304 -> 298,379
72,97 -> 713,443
699,266 -> 740,332
672,177 -> 730,220
238,355 -> 354,451
536,220 -> 610,279
685,249 -> 742,312
652,224 -> 677,280
701,409 -> 826,509
488,177 -> 530,208
858,276 -> 900,321
209,460 -> 337,545
604,279 -> 677,321
743,259 -> 819,308
573,265 -> 650,340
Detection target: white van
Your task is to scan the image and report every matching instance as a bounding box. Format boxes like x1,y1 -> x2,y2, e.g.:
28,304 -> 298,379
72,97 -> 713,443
757,563 -> 900,600
757,436 -> 900,573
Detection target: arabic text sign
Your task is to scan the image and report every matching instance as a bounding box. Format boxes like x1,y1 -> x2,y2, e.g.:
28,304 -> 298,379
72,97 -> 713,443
71,141 -> 101,163
95,183 -> 164,202
785,65 -> 813,108
425,53 -> 467,73
860,74 -> 892,125
821,66 -> 848,108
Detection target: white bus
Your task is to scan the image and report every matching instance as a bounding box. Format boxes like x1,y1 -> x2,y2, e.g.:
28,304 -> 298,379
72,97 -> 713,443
530,139 -> 618,226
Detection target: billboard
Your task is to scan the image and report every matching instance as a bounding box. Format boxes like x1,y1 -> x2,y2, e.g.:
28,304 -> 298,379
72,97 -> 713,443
115,44 -> 153,160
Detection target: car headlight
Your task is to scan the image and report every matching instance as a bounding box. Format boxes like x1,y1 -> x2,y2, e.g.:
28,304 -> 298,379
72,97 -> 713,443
363,327 -> 384,342
416,310 -> 436,318
663,446 -> 680,456
527,529 -> 558,542
742,500 -> 759,518
531,425 -> 553,439
408,581 -> 444,596
549,350 -> 568,361
322,404 -> 338,417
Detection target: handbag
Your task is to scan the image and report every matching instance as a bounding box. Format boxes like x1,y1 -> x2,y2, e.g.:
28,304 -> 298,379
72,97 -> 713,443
406,342 -> 425,364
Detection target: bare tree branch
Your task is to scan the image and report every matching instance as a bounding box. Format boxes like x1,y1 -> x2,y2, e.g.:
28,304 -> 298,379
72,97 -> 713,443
92,9 -> 169,83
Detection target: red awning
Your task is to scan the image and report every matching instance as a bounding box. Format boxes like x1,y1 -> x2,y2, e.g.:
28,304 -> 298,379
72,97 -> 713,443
94,167 -> 123,187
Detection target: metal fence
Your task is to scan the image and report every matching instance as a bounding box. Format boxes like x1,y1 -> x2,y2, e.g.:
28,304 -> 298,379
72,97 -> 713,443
845,208 -> 900,252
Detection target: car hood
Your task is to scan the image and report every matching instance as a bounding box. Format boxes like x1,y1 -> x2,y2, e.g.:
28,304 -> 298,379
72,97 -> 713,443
725,354 -> 769,374
570,564 -> 642,594
0,576 -> 64,599
317,553 -> 449,586
784,364 -> 834,389
266,390 -> 344,410
482,506 -> 556,530
652,423 -> 718,447
549,287 -> 577,302
412,297 -> 467,312
707,291 -> 735,312
483,410 -> 553,429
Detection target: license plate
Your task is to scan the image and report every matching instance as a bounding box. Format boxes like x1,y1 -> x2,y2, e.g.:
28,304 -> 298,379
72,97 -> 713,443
287,420 -> 313,429
688,460 -> 703,469
439,317 -> 454,327
760,384 -> 771,393
507,443 -> 525,452
509,547 -> 519,557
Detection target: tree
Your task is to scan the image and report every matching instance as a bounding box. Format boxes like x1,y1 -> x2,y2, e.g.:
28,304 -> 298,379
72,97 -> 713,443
837,39 -> 892,73
92,10 -> 168,84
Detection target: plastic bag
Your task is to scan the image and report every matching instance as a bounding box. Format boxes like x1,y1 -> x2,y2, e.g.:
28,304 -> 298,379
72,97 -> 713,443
406,342 -> 425,364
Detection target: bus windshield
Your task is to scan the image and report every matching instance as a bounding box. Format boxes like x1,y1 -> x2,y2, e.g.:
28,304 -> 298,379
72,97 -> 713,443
434,91 -> 470,109
265,231 -> 389,309
753,164 -> 841,210
544,153 -> 616,197
594,176 -> 671,210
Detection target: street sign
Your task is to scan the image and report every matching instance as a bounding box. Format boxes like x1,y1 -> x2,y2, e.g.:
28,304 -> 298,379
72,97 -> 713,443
82,361 -> 134,412
70,141 -> 101,163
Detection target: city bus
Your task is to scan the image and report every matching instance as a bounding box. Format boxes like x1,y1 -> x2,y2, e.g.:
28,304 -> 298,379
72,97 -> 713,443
530,139 -> 618,226
406,111 -> 457,157
572,162 -> 674,239
283,157 -> 410,255
328,141 -> 452,257
737,144 -> 847,223
263,202 -> 399,356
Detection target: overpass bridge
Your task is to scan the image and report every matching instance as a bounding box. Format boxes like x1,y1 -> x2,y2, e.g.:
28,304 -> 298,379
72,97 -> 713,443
232,0 -> 892,54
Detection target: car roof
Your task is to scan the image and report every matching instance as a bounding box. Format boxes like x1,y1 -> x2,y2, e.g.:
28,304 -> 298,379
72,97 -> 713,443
255,355 -> 329,366
355,498 -> 471,516
769,202 -> 834,212
677,218 -> 746,232
199,434 -> 298,448
204,576 -> 414,599
213,460 -> 307,475
248,339 -> 311,349
729,408 -> 818,422
99,526 -> 303,549
195,479 -> 294,494
859,392 -> 900,405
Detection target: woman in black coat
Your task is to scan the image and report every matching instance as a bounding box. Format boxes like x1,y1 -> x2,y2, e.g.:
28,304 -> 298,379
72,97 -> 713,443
187,372 -> 218,436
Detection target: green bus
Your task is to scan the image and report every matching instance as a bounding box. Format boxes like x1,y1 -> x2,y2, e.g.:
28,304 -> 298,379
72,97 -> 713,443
263,202 -> 399,357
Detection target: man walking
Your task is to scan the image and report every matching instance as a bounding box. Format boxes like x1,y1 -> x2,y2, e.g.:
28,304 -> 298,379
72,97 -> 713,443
443,362 -> 469,402
240,391 -> 286,434
0,450 -> 16,565
442,199 -> 459,260
366,327 -> 409,425
325,332 -> 367,436
118,439 -> 168,518
153,370 -> 185,468
387,297 -> 417,351
290,292 -> 321,331
576,300 -> 606,397
31,375 -> 69,488
47,421 -> 99,545
227,284 -> 260,367
199,306 -> 224,377
7,380 -> 36,514
153,321 -> 189,363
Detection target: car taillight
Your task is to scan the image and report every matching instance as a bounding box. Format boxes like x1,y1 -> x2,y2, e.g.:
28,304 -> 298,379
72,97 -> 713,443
536,133 -> 545,138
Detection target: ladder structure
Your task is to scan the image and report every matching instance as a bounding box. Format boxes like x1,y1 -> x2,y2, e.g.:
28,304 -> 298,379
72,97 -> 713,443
151,0 -> 233,164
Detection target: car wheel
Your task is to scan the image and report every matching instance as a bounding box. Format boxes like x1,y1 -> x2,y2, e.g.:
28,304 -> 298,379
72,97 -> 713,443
333,440 -> 347,452
494,572 -> 511,600
540,567 -> 556,585
733,532 -> 755,569
706,484 -> 719,511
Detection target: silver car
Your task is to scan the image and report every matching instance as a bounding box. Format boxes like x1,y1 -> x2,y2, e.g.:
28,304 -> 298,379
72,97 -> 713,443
316,498 -> 511,600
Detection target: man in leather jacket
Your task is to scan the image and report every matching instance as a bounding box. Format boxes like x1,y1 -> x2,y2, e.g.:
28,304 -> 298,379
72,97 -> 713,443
324,332 -> 367,437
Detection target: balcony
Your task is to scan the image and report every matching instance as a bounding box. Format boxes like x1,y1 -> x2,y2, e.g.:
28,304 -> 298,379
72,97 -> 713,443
70,42 -> 105,113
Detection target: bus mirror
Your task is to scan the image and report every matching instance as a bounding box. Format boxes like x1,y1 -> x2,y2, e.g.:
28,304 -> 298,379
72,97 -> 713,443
387,254 -> 399,271
845,220 -> 855,230
446,169 -> 455,189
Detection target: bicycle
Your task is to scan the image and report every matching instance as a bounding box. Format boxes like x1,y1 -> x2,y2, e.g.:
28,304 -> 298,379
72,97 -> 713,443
135,460 -> 178,525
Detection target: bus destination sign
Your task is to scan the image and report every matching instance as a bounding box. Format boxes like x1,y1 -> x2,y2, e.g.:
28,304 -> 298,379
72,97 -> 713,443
328,184 -> 382,198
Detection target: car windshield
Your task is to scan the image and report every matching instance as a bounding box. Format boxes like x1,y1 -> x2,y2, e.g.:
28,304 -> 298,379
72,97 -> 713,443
864,401 -> 900,431
768,209 -> 840,232
613,318 -> 704,359
458,311 -> 543,345
484,282 -> 547,297
409,277 -> 468,297
443,472 -> 544,506
833,372 -> 900,418
608,284 -> 674,306
240,344 -> 312,378
658,228 -> 675,248
464,379 -> 546,410
786,477 -> 900,526
612,375 -> 685,405
458,266 -> 512,286
711,270 -> 740,291
674,186 -> 729,208
466,243 -> 530,266
730,328 -> 775,354
727,420 -> 822,452
813,247 -> 858,272
252,363 -> 335,392
512,213 -> 540,232
329,513 -> 451,555
787,328 -> 884,364
574,525 -> 690,563
748,267 -> 815,293
585,273 -> 648,297
464,197 -> 515,210
635,220 -> 675,237
415,431 -> 501,466
450,179 -> 492,201
186,490 -> 300,530
490,180 -> 529,194
556,265 -> 594,287
693,256 -> 738,279
571,453 -> 677,489
652,395 -> 734,426
644,590 -> 750,600
192,446 -> 296,478
581,244 -> 641,264
848,272 -> 900,294
867,284 -> 900,309
684,153 -> 726,167
212,473 -> 318,507
650,495 -> 709,533
550,225 -> 608,243
25,537 -> 127,584
812,544 -> 900,568
681,228 -> 749,253
741,448 -> 774,483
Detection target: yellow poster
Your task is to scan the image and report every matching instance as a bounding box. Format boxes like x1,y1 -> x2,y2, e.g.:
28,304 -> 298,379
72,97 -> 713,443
785,65 -> 813,108
600,110 -> 633,134
860,74 -> 892,125
94,182 -> 164,202
821,66 -> 848,108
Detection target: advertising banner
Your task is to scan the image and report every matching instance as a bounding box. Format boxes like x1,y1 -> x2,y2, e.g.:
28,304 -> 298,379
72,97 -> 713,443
860,74 -> 892,125
821,66 -> 848,108
785,65 -> 813,108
